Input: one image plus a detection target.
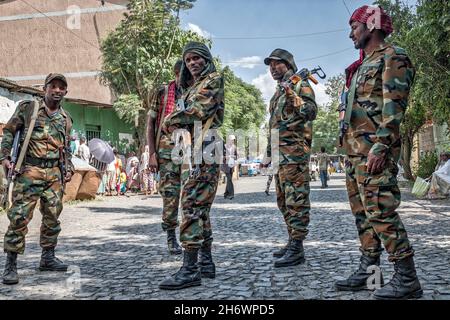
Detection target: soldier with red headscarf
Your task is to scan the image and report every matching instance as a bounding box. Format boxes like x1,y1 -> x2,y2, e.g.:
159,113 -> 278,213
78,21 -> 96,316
334,5 -> 422,299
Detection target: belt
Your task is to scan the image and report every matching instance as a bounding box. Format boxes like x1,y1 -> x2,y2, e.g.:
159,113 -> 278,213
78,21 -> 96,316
25,156 -> 60,168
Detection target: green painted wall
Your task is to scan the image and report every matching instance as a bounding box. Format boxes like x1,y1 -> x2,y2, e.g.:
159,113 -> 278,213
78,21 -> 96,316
63,102 -> 137,153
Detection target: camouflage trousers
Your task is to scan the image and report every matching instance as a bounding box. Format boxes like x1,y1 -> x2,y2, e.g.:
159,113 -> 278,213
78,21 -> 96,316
4,166 -> 63,254
158,158 -> 183,231
345,156 -> 414,262
179,164 -> 219,250
275,163 -> 311,240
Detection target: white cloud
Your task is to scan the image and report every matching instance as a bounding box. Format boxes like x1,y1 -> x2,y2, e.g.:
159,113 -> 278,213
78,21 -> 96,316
227,56 -> 262,69
251,70 -> 331,108
186,23 -> 211,38
251,70 -> 276,105
314,82 -> 331,107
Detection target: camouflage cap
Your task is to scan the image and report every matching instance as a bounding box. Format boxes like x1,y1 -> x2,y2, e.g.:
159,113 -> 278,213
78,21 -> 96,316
44,73 -> 67,87
264,48 -> 298,72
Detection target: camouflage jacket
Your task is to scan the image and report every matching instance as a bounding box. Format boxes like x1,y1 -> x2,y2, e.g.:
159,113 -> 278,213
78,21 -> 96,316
267,69 -> 317,165
0,99 -> 74,172
158,72 -> 224,160
343,44 -> 415,161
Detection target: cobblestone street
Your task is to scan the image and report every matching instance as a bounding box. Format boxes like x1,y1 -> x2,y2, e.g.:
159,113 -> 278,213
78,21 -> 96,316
0,174 -> 449,300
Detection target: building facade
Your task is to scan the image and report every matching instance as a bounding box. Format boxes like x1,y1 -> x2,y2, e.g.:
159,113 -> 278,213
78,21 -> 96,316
0,0 -> 128,105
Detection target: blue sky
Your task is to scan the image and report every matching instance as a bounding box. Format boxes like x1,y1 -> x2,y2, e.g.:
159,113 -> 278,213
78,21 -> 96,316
179,0 -> 416,105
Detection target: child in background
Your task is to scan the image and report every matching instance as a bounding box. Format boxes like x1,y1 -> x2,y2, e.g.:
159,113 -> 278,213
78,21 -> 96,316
119,170 -> 127,195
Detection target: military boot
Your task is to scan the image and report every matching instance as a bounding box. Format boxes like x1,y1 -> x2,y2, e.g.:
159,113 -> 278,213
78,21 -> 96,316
199,246 -> 215,279
39,248 -> 68,271
335,255 -> 383,291
274,239 -> 305,268
159,249 -> 201,290
167,229 -> 182,255
273,237 -> 291,258
373,256 -> 423,300
2,252 -> 19,285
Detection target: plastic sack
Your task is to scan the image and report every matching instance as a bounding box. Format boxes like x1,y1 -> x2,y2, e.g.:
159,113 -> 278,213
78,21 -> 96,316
412,176 -> 430,198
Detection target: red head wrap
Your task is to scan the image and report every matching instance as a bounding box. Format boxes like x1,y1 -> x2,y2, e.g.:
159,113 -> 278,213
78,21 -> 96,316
345,6 -> 393,88
349,5 -> 393,36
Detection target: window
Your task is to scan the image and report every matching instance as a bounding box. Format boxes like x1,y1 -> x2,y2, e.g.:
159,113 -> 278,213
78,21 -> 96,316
85,125 -> 101,142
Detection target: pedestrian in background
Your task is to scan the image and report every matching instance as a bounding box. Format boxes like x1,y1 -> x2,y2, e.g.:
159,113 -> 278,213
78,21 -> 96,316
223,135 -> 237,200
317,146 -> 329,188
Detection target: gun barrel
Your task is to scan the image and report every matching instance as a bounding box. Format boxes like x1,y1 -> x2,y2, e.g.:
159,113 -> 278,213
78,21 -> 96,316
10,130 -> 21,164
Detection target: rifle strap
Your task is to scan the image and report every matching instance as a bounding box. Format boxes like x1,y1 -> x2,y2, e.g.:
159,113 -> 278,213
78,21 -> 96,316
15,100 -> 39,172
155,84 -> 169,151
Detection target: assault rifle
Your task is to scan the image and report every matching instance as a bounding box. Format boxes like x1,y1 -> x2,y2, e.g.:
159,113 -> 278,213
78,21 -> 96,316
1,130 -> 22,210
280,66 -> 326,92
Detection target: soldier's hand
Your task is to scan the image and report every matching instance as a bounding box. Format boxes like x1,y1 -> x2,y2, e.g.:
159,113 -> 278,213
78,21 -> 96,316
366,152 -> 386,175
64,172 -> 73,182
148,153 -> 158,173
2,159 -> 12,173
281,83 -> 294,96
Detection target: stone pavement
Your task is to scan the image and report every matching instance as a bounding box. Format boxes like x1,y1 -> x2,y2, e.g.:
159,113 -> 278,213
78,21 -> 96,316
0,174 -> 449,300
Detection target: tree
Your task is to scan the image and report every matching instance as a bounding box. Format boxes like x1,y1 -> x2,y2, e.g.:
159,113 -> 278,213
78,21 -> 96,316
312,74 -> 345,154
222,66 -> 266,134
221,66 -> 266,159
100,0 -> 206,150
312,109 -> 340,154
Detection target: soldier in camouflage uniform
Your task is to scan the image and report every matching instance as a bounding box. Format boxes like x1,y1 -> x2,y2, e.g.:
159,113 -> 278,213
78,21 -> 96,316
159,41 -> 224,290
147,60 -> 183,255
263,49 -> 317,268
1,73 -> 74,285
334,6 -> 422,299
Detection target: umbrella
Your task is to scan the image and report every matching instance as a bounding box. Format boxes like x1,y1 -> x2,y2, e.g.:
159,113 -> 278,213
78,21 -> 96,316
88,138 -> 115,164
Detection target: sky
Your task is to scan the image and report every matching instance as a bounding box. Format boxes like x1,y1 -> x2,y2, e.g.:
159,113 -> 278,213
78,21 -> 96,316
178,0 -> 417,106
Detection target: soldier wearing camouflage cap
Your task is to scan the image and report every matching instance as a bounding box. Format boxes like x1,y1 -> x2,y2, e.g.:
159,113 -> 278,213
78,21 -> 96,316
263,48 -> 317,268
334,5 -> 422,300
1,73 -> 74,285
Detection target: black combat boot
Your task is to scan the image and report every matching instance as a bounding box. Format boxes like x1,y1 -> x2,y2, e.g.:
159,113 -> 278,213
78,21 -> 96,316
274,239 -> 305,268
199,246 -> 215,279
159,249 -> 201,290
167,229 -> 182,255
273,237 -> 292,258
2,252 -> 19,285
373,256 -> 423,300
39,247 -> 68,271
335,255 -> 383,291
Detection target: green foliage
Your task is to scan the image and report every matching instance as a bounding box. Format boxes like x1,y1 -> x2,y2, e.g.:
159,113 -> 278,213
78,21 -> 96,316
414,151 -> 438,179
374,0 -> 450,128
312,108 -> 339,154
100,0 -> 206,146
324,73 -> 345,112
221,66 -> 266,135
314,73 -> 345,154
113,94 -> 143,124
